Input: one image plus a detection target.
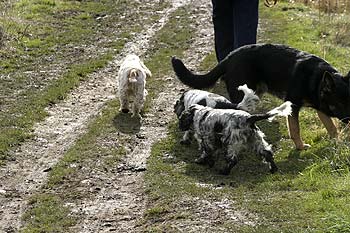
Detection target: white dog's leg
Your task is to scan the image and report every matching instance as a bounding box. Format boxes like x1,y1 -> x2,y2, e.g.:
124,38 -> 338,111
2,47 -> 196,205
131,103 -> 141,118
119,89 -> 130,113
132,95 -> 144,118
131,84 -> 146,118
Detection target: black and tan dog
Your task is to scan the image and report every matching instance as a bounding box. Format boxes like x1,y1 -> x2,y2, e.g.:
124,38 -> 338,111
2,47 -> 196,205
172,43 -> 350,150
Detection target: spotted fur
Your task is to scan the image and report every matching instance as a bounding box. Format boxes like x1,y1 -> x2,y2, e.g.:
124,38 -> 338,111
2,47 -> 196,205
179,102 -> 292,174
174,85 -> 260,144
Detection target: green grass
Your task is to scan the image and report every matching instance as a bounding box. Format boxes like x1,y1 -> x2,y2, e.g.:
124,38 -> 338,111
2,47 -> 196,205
21,194 -> 76,233
142,1 -> 350,232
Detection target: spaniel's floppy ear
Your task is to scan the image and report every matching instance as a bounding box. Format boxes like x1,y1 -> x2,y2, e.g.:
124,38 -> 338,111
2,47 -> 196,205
141,61 -> 152,78
178,108 -> 195,131
174,94 -> 185,118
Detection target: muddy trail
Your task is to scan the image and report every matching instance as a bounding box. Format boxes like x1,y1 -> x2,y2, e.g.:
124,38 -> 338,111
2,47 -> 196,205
0,0 -> 215,232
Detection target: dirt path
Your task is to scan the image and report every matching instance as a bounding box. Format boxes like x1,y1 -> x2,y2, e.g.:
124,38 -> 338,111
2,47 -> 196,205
70,1 -> 215,232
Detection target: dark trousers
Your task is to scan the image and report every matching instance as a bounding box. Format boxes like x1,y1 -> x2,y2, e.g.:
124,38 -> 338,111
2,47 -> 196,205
212,0 -> 259,61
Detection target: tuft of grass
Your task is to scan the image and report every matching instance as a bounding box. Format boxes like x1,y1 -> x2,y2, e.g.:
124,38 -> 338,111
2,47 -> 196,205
22,194 -> 76,233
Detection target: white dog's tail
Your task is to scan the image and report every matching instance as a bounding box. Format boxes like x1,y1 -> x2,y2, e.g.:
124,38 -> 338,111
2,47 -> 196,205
236,84 -> 260,112
247,101 -> 292,125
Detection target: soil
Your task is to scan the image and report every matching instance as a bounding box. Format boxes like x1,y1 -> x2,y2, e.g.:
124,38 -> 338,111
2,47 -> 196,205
0,0 -> 257,232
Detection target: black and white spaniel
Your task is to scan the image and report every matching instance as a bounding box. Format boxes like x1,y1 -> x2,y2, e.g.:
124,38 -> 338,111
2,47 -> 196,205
174,85 -> 260,144
178,102 -> 292,175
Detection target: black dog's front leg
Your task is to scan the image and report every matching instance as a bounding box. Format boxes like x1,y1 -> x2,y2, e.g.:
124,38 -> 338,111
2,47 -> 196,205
287,112 -> 310,150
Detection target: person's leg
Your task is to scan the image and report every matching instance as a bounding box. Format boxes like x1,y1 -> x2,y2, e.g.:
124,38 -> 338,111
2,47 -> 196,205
232,0 -> 259,50
211,0 -> 234,62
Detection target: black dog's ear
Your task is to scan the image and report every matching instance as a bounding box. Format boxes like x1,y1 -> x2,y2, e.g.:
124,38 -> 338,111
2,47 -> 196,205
321,71 -> 335,94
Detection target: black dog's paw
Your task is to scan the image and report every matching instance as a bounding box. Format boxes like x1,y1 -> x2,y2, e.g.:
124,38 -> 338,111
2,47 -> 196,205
121,108 -> 130,113
180,139 -> 191,145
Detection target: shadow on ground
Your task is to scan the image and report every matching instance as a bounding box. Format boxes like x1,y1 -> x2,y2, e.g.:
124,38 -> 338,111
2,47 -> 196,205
163,121 -> 314,189
113,112 -> 141,134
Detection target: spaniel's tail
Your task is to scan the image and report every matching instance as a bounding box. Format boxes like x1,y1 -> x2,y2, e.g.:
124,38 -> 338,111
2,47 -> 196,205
248,101 -> 292,125
236,84 -> 260,112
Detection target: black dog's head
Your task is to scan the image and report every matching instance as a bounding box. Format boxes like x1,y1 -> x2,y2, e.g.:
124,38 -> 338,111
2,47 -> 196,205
319,71 -> 350,123
174,93 -> 186,118
178,106 -> 196,131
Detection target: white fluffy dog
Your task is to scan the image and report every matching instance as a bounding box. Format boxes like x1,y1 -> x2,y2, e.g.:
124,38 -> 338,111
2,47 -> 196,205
118,54 -> 152,117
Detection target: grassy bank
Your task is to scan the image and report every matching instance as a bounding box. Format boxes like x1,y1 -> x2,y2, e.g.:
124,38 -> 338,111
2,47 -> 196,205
143,1 -> 350,232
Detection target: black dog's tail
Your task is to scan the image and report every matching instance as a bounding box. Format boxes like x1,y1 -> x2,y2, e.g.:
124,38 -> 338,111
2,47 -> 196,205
171,57 -> 227,89
248,101 -> 292,125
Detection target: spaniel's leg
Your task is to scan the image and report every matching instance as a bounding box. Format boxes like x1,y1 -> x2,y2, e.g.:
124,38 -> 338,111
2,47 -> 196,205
252,131 -> 278,173
180,130 -> 192,145
219,144 -> 240,175
195,137 -> 215,167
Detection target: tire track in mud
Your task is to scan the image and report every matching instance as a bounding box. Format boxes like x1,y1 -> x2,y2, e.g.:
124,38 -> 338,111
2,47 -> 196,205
0,1 -> 185,231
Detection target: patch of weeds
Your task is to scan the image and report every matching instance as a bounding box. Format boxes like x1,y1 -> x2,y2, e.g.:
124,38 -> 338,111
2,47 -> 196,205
145,205 -> 171,219
46,99 -> 122,188
0,53 -> 113,163
21,194 -> 76,233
